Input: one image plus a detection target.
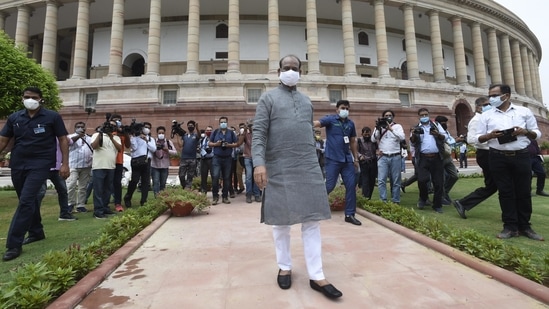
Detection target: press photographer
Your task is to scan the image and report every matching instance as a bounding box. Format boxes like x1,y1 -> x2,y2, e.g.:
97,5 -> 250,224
124,122 -> 156,208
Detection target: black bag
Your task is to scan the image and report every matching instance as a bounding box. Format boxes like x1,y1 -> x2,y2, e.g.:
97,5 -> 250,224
131,155 -> 148,167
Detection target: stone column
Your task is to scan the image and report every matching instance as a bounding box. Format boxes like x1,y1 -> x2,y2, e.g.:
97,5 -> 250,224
533,57 -> 543,101
146,0 -> 161,75
71,0 -> 91,79
500,34 -> 514,90
470,22 -> 486,88
41,0 -> 60,73
401,4 -> 419,80
341,0 -> 356,76
427,10 -> 444,82
528,51 -> 540,100
486,28 -> 501,84
0,11 -> 7,31
373,0 -> 390,78
14,5 -> 31,50
520,46 -> 532,97
267,0 -> 280,73
227,0 -> 240,73
186,0 -> 200,74
305,0 -> 320,75
107,0 -> 125,77
450,16 -> 467,85
510,40 -> 525,95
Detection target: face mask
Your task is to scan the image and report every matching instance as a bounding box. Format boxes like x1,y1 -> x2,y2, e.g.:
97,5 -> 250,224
23,98 -> 40,110
420,116 -> 429,124
206,131 -> 212,137
315,135 -> 321,140
338,109 -> 349,119
481,105 -> 492,113
157,134 -> 165,140
187,126 -> 195,132
201,133 -> 205,138
143,128 -> 151,135
385,117 -> 393,123
115,121 -> 122,128
489,95 -> 504,108
239,128 -> 245,134
75,127 -> 84,134
220,123 -> 228,129
279,70 -> 300,87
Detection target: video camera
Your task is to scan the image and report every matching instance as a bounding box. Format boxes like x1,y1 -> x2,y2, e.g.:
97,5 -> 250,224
171,120 -> 186,138
376,117 -> 390,129
98,113 -> 116,134
121,118 -> 146,136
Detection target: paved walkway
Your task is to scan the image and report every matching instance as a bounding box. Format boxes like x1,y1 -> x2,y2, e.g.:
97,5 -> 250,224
48,191 -> 548,309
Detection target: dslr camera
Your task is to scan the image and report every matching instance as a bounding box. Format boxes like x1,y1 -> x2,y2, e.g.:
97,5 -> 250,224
376,117 -> 389,129
99,113 -> 116,134
220,139 -> 228,150
121,118 -> 145,136
171,120 -> 186,138
412,126 -> 424,135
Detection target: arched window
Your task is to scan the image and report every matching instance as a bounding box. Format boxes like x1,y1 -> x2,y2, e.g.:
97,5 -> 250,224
216,23 -> 228,38
358,31 -> 369,45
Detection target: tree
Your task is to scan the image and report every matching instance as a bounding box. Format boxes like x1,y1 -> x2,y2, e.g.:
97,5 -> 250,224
0,31 -> 62,118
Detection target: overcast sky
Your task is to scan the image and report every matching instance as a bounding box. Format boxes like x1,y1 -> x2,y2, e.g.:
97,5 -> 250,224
494,0 -> 547,106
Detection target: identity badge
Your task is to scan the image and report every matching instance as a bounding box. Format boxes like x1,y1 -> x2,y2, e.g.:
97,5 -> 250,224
34,126 -> 46,134
343,136 -> 349,144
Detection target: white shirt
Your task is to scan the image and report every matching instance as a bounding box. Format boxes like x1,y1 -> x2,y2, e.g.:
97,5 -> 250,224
371,123 -> 405,155
476,102 -> 541,151
466,112 -> 488,150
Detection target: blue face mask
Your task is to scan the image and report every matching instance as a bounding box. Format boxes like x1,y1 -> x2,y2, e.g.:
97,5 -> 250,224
338,109 -> 349,119
220,122 -> 228,129
419,116 -> 429,124
489,95 -> 504,108
481,104 -> 492,113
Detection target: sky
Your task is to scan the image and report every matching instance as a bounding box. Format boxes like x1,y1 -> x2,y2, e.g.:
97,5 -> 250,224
494,0 -> 547,106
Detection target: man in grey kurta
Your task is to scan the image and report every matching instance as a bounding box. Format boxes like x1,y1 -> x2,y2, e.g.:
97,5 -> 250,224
252,55 -> 342,299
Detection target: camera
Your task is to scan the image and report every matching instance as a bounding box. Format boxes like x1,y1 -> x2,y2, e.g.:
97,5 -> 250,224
99,113 -> 116,134
205,147 -> 212,154
412,126 -> 424,135
376,117 -> 389,129
220,139 -> 228,150
429,127 -> 438,134
121,118 -> 145,136
171,120 -> 186,138
156,142 -> 164,151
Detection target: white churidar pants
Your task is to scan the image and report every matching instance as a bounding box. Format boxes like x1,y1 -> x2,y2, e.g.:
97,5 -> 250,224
272,221 -> 324,281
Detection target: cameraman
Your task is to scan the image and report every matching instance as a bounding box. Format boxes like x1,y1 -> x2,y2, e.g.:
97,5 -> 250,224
175,120 -> 200,189
199,126 -> 214,194
110,114 -> 131,212
124,123 -> 156,207
208,116 -> 239,205
151,126 -> 176,197
371,110 -> 405,204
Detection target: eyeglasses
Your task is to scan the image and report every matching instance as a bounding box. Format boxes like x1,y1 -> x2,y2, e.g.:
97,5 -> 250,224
488,93 -> 503,98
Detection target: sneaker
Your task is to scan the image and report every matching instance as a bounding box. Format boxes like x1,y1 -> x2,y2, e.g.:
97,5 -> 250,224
222,197 -> 231,204
115,204 -> 124,212
497,229 -> 519,239
94,214 -> 107,219
58,214 -> 78,221
68,204 -> 75,213
519,228 -> 544,241
76,207 -> 88,213
254,196 -> 262,202
246,196 -> 252,203
212,197 -> 219,205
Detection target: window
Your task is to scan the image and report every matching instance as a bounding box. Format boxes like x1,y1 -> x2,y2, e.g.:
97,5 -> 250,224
360,74 -> 373,78
358,32 -> 369,45
399,93 -> 410,106
215,69 -> 227,74
247,89 -> 263,103
465,55 -> 469,66
442,49 -> 445,59
162,90 -> 177,105
216,23 -> 228,38
329,90 -> 342,104
215,52 -> 228,59
85,93 -> 97,109
402,39 -> 406,51
359,57 -> 371,65
304,28 -> 307,40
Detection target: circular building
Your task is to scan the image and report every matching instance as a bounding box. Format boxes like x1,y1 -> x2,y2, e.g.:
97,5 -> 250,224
0,0 -> 546,136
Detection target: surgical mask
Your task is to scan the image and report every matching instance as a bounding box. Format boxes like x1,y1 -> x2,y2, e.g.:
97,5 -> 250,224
115,120 -> 122,128
75,127 -> 84,134
489,95 -> 504,108
23,98 -> 40,110
187,126 -> 195,132
338,109 -> 349,119
220,123 -> 228,129
481,105 -> 492,113
143,128 -> 151,135
201,133 -> 205,138
279,70 -> 300,87
157,134 -> 165,140
206,131 -> 212,137
386,117 -> 393,123
420,116 -> 429,124
240,128 -> 245,134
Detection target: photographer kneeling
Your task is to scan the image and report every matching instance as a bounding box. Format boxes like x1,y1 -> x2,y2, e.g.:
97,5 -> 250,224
124,122 -> 156,207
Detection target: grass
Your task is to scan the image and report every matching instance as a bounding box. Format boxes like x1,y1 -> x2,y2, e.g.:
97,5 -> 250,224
370,174 -> 549,261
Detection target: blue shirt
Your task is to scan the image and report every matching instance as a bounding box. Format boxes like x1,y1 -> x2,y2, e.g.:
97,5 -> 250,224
319,114 -> 357,163
0,107 -> 68,170
210,129 -> 237,157
181,133 -> 199,159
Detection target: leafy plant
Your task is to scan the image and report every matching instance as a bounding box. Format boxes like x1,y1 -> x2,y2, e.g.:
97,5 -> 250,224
156,186 -> 210,212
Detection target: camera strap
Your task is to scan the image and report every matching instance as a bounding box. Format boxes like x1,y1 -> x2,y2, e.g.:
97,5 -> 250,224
81,137 -> 94,153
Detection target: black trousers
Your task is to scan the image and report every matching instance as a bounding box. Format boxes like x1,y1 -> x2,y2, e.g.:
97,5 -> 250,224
531,156 -> 546,192
359,160 -> 377,199
126,161 -> 151,204
416,154 -> 444,208
489,149 -> 532,231
200,158 -> 213,192
458,149 -> 497,210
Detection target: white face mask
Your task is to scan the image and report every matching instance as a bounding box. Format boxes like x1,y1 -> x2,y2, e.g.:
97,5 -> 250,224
481,104 -> 492,113
201,133 -> 205,138
338,109 -> 349,119
143,128 -> 151,135
279,70 -> 300,87
239,128 -> 245,134
157,134 -> 165,140
489,95 -> 504,108
23,98 -> 40,110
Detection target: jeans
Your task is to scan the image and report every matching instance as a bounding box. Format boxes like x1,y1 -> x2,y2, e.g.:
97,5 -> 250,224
7,168 -> 50,248
112,163 -> 124,204
92,169 -> 114,216
377,155 -> 402,203
38,171 -> 71,216
151,167 -> 169,196
244,157 -> 260,197
212,156 -> 232,199
325,158 -> 356,216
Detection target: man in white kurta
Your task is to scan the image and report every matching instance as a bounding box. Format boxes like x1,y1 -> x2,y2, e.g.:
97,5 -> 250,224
252,55 -> 342,299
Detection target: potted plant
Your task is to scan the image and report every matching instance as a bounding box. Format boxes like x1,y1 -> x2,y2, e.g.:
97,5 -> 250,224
157,186 -> 210,217
328,185 -> 346,211
169,153 -> 180,166
540,141 -> 549,155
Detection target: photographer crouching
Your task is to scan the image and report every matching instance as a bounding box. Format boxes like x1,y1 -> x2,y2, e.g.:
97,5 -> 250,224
124,121 -> 156,207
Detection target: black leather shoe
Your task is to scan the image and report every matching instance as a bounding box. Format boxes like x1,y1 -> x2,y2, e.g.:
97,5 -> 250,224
22,235 -> 46,245
277,269 -> 291,290
309,280 -> 342,299
124,195 -> 132,208
453,200 -> 467,219
536,191 -> 549,197
519,228 -> 544,241
2,248 -> 22,261
400,185 -> 406,193
497,229 -> 519,239
345,215 -> 362,226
